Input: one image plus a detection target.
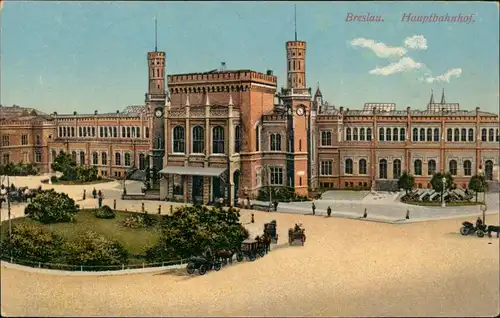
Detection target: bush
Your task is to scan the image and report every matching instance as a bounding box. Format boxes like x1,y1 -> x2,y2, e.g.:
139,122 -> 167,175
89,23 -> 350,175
430,172 -> 455,193
64,231 -> 128,269
94,205 -> 116,219
398,171 -> 415,194
24,189 -> 79,224
122,212 -> 157,229
50,176 -> 58,183
1,223 -> 66,263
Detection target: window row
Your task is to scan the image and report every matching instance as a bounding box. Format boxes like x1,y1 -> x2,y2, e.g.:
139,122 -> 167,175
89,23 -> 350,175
479,128 -> 499,142
344,128 -> 374,142
52,150 -> 147,169
171,125 -> 242,154
58,126 -> 149,139
2,152 -> 41,165
3,134 -> 42,146
412,128 -> 441,142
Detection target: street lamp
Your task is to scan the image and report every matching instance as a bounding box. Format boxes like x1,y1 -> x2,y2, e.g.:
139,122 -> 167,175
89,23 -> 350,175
441,176 -> 446,208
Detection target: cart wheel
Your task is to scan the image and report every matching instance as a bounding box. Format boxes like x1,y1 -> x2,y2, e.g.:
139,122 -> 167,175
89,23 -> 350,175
289,238 -> 293,245
301,238 -> 305,246
259,249 -> 265,257
477,230 -> 485,238
236,253 -> 244,262
198,265 -> 207,275
186,263 -> 196,275
460,227 -> 469,236
249,254 -> 256,261
214,262 -> 222,271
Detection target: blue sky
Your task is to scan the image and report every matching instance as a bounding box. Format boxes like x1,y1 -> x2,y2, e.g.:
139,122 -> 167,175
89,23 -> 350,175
1,1 -> 499,114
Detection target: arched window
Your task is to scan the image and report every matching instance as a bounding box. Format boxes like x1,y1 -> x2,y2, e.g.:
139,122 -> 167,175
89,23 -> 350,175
366,128 -> 372,141
235,125 -> 241,153
346,128 -> 352,141
71,151 -> 77,162
115,152 -> 121,166
419,128 -> 425,141
321,130 -> 332,146
414,159 -> 422,176
468,128 -> 474,142
393,128 -> 398,141
461,128 -> 467,142
71,127 -> 75,137
270,133 -> 282,151
101,152 -> 107,165
481,128 -> 487,142
386,128 -> 391,141
124,153 -> 131,166
212,126 -> 225,154
413,128 -> 418,142
79,151 -> 85,166
172,126 -> 185,153
434,128 -> 440,142
453,128 -> 459,142
485,160 -> 493,181
496,129 -> 500,142
427,128 -> 432,142
393,159 -> 401,179
359,128 -> 365,141
139,154 -> 146,170
353,128 -> 358,141
192,126 -> 205,153
358,159 -> 367,175
379,159 -> 387,179
399,128 -> 405,142
92,152 -> 98,165
345,159 -> 353,174
428,160 -> 436,176
449,160 -> 457,176
379,128 -> 385,141
488,128 -> 494,142
447,128 -> 453,141
463,160 -> 472,176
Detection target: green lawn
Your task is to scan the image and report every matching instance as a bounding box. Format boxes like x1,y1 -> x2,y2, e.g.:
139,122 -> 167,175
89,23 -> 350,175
0,210 -> 162,264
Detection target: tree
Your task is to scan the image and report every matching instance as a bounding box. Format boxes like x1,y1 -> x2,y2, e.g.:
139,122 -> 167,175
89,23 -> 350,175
64,231 -> 128,268
430,172 -> 455,193
94,205 -> 116,219
468,174 -> 488,202
24,189 -> 79,223
397,171 -> 415,194
146,205 -> 249,261
0,223 -> 66,263
51,152 -> 77,180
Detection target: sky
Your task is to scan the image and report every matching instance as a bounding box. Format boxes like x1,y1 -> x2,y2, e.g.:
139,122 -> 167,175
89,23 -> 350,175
1,1 -> 499,114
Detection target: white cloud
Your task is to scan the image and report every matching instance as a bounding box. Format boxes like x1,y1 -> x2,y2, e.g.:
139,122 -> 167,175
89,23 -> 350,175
349,38 -> 407,58
369,57 -> 425,76
423,68 -> 462,83
404,35 -> 428,50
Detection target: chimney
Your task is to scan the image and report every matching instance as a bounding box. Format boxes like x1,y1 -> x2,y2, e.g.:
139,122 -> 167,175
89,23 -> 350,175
73,111 -> 77,115
339,106 -> 344,113
94,110 -> 98,115
116,110 -> 120,114
346,108 -> 350,112
476,106 -> 480,112
53,111 -> 58,115
407,106 -> 411,112
266,70 -> 273,76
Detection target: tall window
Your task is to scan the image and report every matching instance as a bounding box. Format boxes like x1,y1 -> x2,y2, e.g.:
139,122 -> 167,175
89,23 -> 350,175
255,126 -> 260,151
379,128 -> 385,141
21,135 -> 28,145
71,127 -> 75,137
139,154 -> 146,170
270,133 -> 282,151
359,159 -> 367,175
235,125 -> 241,153
393,128 -> 398,141
79,151 -> 85,166
113,127 -> 118,138
488,128 -> 494,142
400,128 -> 406,142
463,160 -> 472,176
414,159 -> 422,176
447,128 -> 453,141
192,126 -> 205,153
454,128 -> 459,142
393,159 -> 401,178
386,128 -> 392,141
115,152 -> 121,166
126,127 -> 131,138
100,127 -> 104,138
434,128 -> 440,142
497,129 -> 500,142
92,152 -> 98,165
468,128 -> 474,142
481,128 -> 487,142
428,160 -> 436,175
449,160 -> 457,176
212,126 -> 225,154
345,159 -> 353,174
71,151 -> 77,161
419,128 -> 425,141
320,161 -> 333,176
413,128 -> 418,142
346,128 -> 352,141
359,128 -> 365,141
269,167 -> 283,185
58,127 -> 62,138
101,152 -> 107,165
145,127 -> 150,138
321,131 -> 332,146
35,152 -> 42,163
92,127 -> 96,137
426,128 -> 432,142
485,160 -> 493,181
124,153 -> 131,166
461,128 -> 467,142
379,159 -> 387,179
2,135 -> 9,147
172,126 -> 185,153
136,126 -> 140,138
2,154 -> 10,165
353,128 -> 358,141
366,128 -> 372,141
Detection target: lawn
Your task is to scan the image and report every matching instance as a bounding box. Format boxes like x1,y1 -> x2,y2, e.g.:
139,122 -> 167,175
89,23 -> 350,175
0,210 -> 162,264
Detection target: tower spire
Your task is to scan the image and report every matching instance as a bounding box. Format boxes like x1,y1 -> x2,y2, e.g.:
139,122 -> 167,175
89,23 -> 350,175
154,16 -> 158,52
440,88 -> 446,104
294,4 -> 297,41
429,89 -> 435,104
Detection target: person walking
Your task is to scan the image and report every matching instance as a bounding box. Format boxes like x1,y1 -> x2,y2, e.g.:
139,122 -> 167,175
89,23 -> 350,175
312,203 -> 316,215
327,206 -> 332,217
97,190 -> 103,208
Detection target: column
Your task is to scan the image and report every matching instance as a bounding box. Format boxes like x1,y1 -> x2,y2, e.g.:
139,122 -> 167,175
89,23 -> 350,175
183,175 -> 188,202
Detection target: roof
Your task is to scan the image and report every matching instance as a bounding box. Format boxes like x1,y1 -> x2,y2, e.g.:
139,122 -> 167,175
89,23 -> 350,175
122,105 -> 148,114
170,69 -> 253,76
319,108 -> 499,117
314,87 -> 322,97
0,105 -> 48,120
159,166 -> 226,177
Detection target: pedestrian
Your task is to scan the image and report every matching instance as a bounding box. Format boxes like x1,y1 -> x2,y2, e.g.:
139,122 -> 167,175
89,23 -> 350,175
273,200 -> 278,212
405,209 -> 410,220
327,206 -> 332,217
312,202 -> 316,215
97,190 -> 103,208
92,188 -> 97,199
251,213 -> 255,224
363,208 -> 367,218
158,205 -> 162,215
83,189 -> 86,200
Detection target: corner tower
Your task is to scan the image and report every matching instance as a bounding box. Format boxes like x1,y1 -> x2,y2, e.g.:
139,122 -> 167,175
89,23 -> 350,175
286,40 -> 307,89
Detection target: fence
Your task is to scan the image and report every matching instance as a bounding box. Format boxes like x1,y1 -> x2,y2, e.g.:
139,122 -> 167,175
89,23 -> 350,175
0,254 -> 186,272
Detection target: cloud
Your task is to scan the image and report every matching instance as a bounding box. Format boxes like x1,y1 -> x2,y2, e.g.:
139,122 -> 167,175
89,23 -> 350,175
349,38 -> 407,58
369,57 -> 425,76
404,35 -> 428,50
423,68 -> 462,83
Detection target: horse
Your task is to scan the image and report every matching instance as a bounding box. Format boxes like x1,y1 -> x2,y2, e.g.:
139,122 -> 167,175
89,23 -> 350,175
215,249 -> 236,265
255,234 -> 271,254
486,225 -> 500,238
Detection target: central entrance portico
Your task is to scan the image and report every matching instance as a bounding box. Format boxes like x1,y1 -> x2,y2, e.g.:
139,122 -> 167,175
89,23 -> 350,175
159,166 -> 228,204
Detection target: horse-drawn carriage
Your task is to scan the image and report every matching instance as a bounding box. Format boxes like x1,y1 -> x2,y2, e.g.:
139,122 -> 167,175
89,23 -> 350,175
264,220 -> 278,244
236,239 -> 267,262
288,224 -> 306,246
186,256 -> 222,275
